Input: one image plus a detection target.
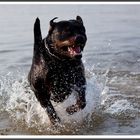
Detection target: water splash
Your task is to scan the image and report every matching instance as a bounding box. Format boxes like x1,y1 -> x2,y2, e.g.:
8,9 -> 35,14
1,66 -> 140,134
0,66 -> 103,134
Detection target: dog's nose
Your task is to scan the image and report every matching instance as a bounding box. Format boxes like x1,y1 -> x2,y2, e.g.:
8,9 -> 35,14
75,35 -> 85,44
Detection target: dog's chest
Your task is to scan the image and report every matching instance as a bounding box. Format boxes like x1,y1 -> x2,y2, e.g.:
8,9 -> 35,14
47,61 -> 82,102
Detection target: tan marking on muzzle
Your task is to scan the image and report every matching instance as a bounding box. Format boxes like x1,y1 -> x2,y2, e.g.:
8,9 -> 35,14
55,40 -> 73,48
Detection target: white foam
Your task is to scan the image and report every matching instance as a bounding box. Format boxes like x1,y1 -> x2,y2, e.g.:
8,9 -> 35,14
105,99 -> 139,115
101,91 -> 140,119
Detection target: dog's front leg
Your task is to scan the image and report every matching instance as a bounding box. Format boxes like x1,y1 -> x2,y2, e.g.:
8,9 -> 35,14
44,100 -> 61,124
66,86 -> 86,115
35,92 -> 60,124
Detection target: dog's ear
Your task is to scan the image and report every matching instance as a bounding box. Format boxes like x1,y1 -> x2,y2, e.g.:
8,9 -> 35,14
50,17 -> 58,27
49,17 -> 58,35
76,16 -> 83,25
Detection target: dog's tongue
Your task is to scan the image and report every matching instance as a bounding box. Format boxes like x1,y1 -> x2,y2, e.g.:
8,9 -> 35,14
68,46 -> 81,55
73,46 -> 81,53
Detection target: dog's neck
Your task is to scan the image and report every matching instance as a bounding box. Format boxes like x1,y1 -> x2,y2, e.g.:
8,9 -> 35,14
44,38 -> 61,61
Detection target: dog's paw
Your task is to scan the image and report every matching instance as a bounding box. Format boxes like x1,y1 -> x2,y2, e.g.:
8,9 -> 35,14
50,116 -> 61,125
66,104 -> 80,115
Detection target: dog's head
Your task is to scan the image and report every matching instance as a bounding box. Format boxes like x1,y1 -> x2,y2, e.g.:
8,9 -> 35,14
46,16 -> 87,60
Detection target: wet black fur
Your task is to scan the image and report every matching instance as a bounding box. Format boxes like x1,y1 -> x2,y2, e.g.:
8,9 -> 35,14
28,17 -> 87,124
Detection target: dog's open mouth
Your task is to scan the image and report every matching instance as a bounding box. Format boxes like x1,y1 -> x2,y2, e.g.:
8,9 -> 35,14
68,45 -> 81,55
61,45 -> 82,56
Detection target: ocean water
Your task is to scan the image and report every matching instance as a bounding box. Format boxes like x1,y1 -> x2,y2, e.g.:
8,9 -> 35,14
0,4 -> 140,135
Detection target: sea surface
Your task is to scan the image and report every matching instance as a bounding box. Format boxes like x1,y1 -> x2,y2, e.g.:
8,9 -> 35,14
0,4 -> 140,135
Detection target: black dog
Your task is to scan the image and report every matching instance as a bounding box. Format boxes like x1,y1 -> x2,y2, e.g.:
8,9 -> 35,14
28,16 -> 87,124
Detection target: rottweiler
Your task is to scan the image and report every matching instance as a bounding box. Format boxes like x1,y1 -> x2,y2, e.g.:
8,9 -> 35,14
28,16 -> 87,124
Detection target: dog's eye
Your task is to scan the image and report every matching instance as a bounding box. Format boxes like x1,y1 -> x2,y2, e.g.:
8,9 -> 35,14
62,30 -> 71,35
